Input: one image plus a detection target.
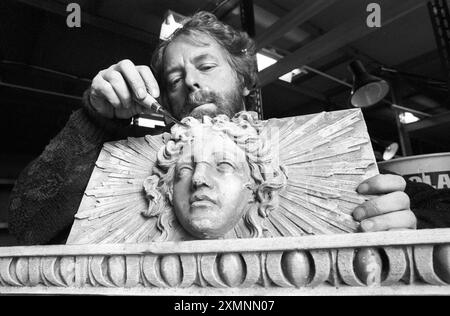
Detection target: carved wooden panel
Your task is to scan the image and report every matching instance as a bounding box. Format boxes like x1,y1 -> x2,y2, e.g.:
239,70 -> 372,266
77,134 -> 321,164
1,229 -> 450,295
68,109 -> 378,244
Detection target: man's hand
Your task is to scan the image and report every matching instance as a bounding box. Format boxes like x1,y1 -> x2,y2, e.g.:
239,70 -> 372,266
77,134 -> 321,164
89,59 -> 160,119
353,174 -> 417,232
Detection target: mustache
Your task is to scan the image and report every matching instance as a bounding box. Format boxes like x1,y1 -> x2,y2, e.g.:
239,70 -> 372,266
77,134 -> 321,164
185,89 -> 220,108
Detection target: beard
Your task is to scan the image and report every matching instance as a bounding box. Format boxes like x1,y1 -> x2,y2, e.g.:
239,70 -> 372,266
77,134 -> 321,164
178,88 -> 245,120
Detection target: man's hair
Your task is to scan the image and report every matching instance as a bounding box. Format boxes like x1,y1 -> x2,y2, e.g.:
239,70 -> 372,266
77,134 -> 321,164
151,11 -> 258,111
142,112 -> 287,241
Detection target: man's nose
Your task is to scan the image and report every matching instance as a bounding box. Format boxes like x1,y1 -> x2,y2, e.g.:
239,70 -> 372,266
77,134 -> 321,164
184,69 -> 201,92
191,163 -> 213,189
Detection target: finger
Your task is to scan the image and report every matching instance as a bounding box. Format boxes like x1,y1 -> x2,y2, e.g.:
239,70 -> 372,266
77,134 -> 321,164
136,65 -> 160,98
113,60 -> 147,101
353,191 -> 410,220
102,69 -> 133,109
136,103 -> 155,115
118,103 -> 151,118
113,105 -> 138,119
138,93 -> 159,112
357,174 -> 406,195
89,95 -> 114,118
91,73 -> 121,108
360,210 -> 417,232
129,103 -> 150,116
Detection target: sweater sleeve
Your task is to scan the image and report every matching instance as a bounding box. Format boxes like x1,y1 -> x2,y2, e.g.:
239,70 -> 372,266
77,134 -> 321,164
8,90 -> 131,245
404,180 -> 450,229
378,168 -> 450,229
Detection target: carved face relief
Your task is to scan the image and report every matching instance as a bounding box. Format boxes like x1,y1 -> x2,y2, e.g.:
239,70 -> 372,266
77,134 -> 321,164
172,127 -> 253,239
69,110 -> 371,245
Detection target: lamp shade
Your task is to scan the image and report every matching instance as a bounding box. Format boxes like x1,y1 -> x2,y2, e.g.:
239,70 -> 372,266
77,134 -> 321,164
382,142 -> 399,161
370,137 -> 399,161
349,60 -> 390,108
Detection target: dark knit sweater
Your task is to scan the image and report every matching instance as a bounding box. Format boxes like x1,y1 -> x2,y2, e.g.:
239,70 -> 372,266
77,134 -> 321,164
8,91 -> 134,245
8,96 -> 450,245
404,181 -> 450,229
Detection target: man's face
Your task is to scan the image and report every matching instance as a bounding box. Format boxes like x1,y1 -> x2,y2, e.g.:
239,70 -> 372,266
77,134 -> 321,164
163,33 -> 247,120
172,128 -> 253,239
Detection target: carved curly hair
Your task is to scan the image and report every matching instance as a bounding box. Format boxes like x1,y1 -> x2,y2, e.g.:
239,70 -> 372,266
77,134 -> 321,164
151,11 -> 258,112
143,112 -> 287,240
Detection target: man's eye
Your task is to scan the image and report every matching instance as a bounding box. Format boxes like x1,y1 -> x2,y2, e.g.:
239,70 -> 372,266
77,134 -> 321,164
169,78 -> 182,89
199,64 -> 216,71
217,161 -> 235,172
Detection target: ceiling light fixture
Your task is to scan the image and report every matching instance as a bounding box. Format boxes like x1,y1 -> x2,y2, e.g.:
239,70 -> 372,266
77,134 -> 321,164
348,60 -> 390,108
159,10 -> 184,41
256,51 -> 302,83
399,112 -> 420,124
370,137 -> 399,161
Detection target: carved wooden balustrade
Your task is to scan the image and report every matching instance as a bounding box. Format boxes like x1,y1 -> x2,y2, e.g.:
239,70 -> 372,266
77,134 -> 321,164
1,229 -> 450,295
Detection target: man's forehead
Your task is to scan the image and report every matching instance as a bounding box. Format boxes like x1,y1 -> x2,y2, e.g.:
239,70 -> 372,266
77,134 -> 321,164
164,33 -> 227,67
175,32 -> 217,47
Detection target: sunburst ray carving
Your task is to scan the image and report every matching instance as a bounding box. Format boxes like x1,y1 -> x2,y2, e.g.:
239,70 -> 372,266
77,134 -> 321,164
67,109 -> 378,244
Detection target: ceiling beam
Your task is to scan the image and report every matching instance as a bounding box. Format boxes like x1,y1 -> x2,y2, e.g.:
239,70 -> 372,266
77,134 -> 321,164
210,0 -> 242,20
255,0 -> 337,50
270,79 -> 328,102
16,0 -> 160,44
396,49 -> 441,72
324,51 -> 442,101
261,79 -> 329,117
257,0 -> 427,87
292,54 -> 351,85
405,111 -> 450,132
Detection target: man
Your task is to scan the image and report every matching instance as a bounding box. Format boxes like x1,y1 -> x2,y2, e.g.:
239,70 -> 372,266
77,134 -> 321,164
9,11 -> 418,245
